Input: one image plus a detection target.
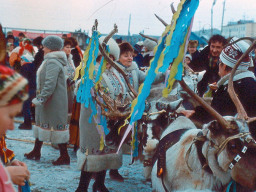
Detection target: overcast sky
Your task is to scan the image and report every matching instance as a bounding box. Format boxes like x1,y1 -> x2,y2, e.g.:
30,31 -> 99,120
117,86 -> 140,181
0,0 -> 255,36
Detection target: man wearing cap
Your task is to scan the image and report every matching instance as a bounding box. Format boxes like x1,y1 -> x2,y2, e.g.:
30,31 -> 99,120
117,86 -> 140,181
187,37 -> 256,132
142,39 -> 157,67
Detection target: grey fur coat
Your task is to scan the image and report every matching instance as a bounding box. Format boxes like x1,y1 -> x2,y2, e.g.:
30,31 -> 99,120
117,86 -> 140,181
33,51 -> 69,144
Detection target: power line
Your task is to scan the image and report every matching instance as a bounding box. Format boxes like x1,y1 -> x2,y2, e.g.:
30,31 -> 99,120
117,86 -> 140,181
87,0 -> 114,20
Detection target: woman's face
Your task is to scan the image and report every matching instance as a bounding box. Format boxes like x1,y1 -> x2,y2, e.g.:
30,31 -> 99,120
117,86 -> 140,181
63,44 -> 72,56
43,47 -> 52,56
119,51 -> 133,67
0,103 -> 22,137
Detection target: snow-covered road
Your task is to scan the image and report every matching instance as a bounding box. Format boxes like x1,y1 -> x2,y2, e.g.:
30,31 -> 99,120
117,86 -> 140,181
6,120 -> 151,192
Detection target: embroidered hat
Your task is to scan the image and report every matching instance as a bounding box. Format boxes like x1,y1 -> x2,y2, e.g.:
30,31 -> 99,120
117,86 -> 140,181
143,39 -> 157,52
42,35 -> 63,51
220,37 -> 251,70
98,36 -> 120,61
21,53 -> 34,63
0,66 -> 28,107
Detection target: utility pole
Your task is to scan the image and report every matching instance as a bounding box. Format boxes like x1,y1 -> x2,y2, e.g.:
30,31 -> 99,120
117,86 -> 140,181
211,0 -> 216,37
128,14 -> 131,41
221,0 -> 226,35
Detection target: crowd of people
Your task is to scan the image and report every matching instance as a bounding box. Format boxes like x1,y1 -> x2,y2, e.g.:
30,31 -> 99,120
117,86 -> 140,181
0,28 -> 256,192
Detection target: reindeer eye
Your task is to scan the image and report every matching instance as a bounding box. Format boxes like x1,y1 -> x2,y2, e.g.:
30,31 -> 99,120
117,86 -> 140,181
227,140 -> 242,153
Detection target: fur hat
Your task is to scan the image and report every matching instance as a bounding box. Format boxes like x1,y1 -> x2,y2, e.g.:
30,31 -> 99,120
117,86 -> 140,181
21,53 -> 34,63
143,39 -> 157,52
188,40 -> 198,48
42,35 -> 63,51
0,65 -> 28,106
185,54 -> 192,60
98,36 -> 120,61
220,37 -> 251,70
119,42 -> 134,56
136,41 -> 144,46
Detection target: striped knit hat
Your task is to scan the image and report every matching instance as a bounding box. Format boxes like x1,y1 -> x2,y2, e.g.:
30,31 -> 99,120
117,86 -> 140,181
0,66 -> 28,106
220,37 -> 251,70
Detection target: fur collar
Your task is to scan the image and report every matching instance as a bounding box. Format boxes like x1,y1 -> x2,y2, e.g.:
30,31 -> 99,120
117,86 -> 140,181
44,51 -> 67,66
217,70 -> 255,87
117,61 -> 138,71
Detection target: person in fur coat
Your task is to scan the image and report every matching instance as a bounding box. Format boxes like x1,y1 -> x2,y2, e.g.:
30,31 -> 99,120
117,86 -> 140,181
75,37 -> 127,192
184,37 -> 256,131
24,35 -> 70,166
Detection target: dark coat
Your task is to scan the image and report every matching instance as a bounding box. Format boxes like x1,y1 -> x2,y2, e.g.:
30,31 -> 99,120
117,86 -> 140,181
193,76 -> 256,135
191,50 -> 200,62
20,62 -> 36,90
34,48 -> 44,71
189,46 -> 220,96
71,48 -> 81,68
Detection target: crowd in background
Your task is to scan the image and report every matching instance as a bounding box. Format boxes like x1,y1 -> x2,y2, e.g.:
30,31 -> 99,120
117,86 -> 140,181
1,30 -> 256,191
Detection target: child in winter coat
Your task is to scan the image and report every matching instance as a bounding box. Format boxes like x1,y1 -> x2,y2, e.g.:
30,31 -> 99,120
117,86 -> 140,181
18,53 -> 36,130
0,65 -> 30,192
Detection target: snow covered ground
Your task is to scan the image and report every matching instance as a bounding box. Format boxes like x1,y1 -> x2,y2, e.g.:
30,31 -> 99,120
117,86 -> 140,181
6,119 -> 152,192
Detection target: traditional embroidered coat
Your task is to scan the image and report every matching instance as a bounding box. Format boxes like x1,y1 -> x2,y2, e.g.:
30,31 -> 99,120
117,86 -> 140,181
77,66 -> 126,172
116,61 -> 165,93
34,51 -> 69,144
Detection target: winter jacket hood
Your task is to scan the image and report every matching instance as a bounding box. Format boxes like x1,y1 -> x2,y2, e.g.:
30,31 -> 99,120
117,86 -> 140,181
44,51 -> 67,67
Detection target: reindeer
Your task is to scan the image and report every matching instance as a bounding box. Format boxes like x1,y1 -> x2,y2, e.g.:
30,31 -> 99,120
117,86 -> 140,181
150,39 -> 256,191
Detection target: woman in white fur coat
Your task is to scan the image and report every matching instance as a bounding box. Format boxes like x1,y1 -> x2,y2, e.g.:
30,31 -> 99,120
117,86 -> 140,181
75,37 -> 127,192
24,35 -> 70,166
117,42 -> 165,93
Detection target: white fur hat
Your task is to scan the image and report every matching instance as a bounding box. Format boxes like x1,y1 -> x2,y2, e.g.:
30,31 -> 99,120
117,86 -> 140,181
185,54 -> 192,60
143,39 -> 157,52
98,36 -> 120,61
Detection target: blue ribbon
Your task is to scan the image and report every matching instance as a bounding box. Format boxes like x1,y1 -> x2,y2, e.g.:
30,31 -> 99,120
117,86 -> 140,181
159,0 -> 199,73
226,179 -> 236,192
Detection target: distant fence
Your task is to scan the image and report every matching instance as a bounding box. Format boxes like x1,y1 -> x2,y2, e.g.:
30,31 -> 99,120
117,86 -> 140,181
2,27 -> 72,37
3,27 -> 90,50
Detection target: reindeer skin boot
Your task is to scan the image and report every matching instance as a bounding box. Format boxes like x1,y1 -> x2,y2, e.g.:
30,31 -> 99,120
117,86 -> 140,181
52,143 -> 70,165
75,171 -> 93,192
93,170 -> 109,192
109,169 -> 124,182
24,138 -> 43,160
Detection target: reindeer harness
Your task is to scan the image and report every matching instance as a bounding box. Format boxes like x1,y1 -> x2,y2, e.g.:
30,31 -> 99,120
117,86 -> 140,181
186,130 -> 255,173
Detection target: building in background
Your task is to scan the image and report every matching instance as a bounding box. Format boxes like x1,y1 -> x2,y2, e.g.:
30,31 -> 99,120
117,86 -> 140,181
222,20 -> 256,38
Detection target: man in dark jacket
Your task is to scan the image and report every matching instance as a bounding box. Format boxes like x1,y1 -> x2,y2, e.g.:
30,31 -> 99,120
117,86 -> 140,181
189,37 -> 256,135
190,35 -> 227,96
32,36 -> 44,71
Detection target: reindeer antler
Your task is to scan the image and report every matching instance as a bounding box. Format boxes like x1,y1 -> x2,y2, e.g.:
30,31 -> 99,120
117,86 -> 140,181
154,14 -> 168,27
102,24 -> 118,49
179,80 -> 230,129
98,25 -> 138,99
170,2 -> 176,14
227,39 -> 256,120
94,84 -> 130,120
139,33 -> 158,43
0,24 -> 6,63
